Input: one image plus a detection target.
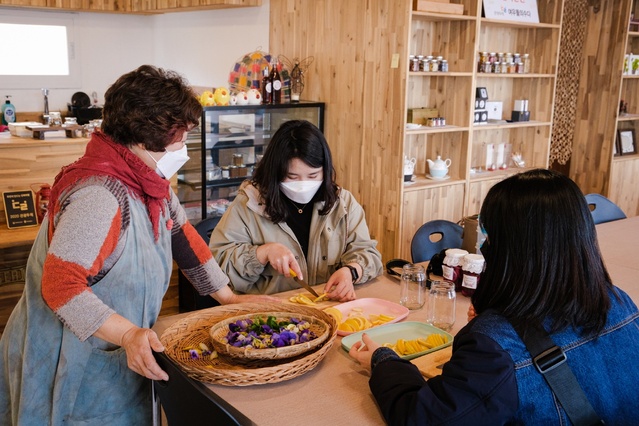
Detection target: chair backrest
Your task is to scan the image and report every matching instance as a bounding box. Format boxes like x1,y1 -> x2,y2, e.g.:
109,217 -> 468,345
195,216 -> 222,243
584,193 -> 626,225
178,216 -> 222,312
152,351 -> 255,426
410,219 -> 463,263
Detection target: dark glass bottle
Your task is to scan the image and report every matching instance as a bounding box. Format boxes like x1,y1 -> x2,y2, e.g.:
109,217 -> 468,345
261,67 -> 271,105
270,59 -> 282,104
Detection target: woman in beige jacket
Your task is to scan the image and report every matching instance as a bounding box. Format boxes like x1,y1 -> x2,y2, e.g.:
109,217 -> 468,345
210,120 -> 382,302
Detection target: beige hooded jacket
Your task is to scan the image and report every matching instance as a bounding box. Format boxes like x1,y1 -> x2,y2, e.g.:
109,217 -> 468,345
209,182 -> 383,295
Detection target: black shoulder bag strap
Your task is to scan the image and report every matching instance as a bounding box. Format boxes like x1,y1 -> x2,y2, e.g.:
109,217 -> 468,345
511,324 -> 604,426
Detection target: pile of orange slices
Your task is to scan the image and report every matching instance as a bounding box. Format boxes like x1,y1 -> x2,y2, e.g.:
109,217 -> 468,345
382,333 -> 448,356
323,306 -> 395,333
288,293 -> 329,305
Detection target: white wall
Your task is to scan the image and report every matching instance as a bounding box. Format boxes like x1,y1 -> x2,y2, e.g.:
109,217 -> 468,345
0,2 -> 269,115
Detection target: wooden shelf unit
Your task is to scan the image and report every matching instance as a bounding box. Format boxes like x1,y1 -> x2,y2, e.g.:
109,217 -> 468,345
269,0 -> 564,261
401,0 -> 563,259
610,1 -> 639,216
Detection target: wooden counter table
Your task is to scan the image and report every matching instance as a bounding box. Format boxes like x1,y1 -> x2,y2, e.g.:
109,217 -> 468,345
0,133 -> 89,334
154,274 -> 471,426
153,217 -> 639,425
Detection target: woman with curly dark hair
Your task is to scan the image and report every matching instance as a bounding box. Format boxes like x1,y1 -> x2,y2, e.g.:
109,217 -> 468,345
349,169 -> 639,424
0,65 -> 276,425
210,120 -> 382,301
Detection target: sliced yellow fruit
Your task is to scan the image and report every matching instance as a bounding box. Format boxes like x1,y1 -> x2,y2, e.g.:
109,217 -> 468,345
296,295 -> 317,306
344,318 -> 362,331
323,307 -> 343,323
338,322 -> 354,332
313,293 -> 329,302
378,314 -> 396,322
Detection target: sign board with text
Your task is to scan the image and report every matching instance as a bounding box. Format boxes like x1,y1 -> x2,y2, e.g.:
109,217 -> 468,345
3,191 -> 38,229
483,0 -> 539,23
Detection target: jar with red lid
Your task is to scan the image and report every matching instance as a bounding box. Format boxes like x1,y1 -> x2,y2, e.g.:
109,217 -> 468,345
442,248 -> 468,292
460,254 -> 485,297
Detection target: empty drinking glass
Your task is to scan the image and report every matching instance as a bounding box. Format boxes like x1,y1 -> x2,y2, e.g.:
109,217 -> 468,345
400,264 -> 426,310
426,280 -> 456,331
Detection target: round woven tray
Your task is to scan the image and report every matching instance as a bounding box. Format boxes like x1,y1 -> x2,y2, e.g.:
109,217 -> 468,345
209,312 -> 330,360
160,302 -> 338,386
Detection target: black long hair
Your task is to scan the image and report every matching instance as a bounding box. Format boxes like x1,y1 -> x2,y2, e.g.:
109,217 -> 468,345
473,169 -> 612,335
252,120 -> 338,223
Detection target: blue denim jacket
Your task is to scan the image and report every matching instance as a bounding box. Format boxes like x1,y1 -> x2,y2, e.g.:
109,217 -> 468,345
472,286 -> 639,424
369,286 -> 639,425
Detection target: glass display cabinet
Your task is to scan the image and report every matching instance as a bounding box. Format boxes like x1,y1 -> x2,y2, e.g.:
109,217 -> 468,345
178,101 -> 325,223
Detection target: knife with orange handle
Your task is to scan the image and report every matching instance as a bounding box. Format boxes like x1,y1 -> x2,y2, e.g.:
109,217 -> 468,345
288,268 -> 320,298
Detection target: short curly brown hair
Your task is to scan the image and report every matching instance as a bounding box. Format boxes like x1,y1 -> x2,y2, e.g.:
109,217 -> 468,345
101,65 -> 202,152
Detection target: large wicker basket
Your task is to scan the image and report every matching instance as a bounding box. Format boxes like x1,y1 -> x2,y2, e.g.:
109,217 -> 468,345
159,302 -> 338,386
209,312 -> 330,360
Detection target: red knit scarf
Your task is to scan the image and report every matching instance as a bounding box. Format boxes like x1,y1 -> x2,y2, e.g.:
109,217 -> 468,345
49,131 -> 170,240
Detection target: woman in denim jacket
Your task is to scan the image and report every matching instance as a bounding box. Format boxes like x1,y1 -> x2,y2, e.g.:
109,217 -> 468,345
350,169 -> 639,424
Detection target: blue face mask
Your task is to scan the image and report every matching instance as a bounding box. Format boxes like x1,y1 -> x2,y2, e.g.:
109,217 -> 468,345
478,217 -> 489,258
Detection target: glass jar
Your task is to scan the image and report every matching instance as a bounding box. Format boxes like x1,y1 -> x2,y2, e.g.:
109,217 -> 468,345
492,61 -> 501,74
430,59 -> 439,72
460,254 -> 485,297
232,153 -> 244,166
522,53 -> 531,73
442,248 -> 469,292
49,112 -> 62,127
399,264 -> 426,310
440,59 -> 449,72
514,53 -> 522,73
426,281 -> 456,332
478,52 -> 489,73
411,58 -> 420,72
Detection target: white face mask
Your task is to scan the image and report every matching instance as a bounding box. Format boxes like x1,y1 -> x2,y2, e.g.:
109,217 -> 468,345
280,180 -> 322,204
146,145 -> 189,179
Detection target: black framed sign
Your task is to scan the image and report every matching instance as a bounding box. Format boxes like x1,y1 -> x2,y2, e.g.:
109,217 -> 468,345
618,129 -> 637,155
3,190 -> 38,229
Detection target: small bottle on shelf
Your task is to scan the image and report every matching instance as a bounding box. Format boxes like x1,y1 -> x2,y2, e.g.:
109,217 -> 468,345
269,59 -> 282,104
522,53 -> 531,74
261,66 -> 272,105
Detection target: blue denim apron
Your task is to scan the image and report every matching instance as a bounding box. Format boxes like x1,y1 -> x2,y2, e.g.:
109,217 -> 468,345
0,193 -> 171,425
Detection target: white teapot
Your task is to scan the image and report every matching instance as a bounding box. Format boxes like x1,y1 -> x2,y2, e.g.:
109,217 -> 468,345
403,156 -> 417,178
427,155 -> 451,178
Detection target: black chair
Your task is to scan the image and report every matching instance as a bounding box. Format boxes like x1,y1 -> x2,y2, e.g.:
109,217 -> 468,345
152,351 -> 255,426
410,219 -> 463,263
584,193 -> 626,225
178,216 -> 222,312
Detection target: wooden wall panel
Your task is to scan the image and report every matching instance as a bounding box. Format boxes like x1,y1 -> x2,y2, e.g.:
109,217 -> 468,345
466,176 -> 508,216
270,0 -> 410,261
609,157 -> 639,216
0,139 -> 89,225
569,0 -> 629,194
